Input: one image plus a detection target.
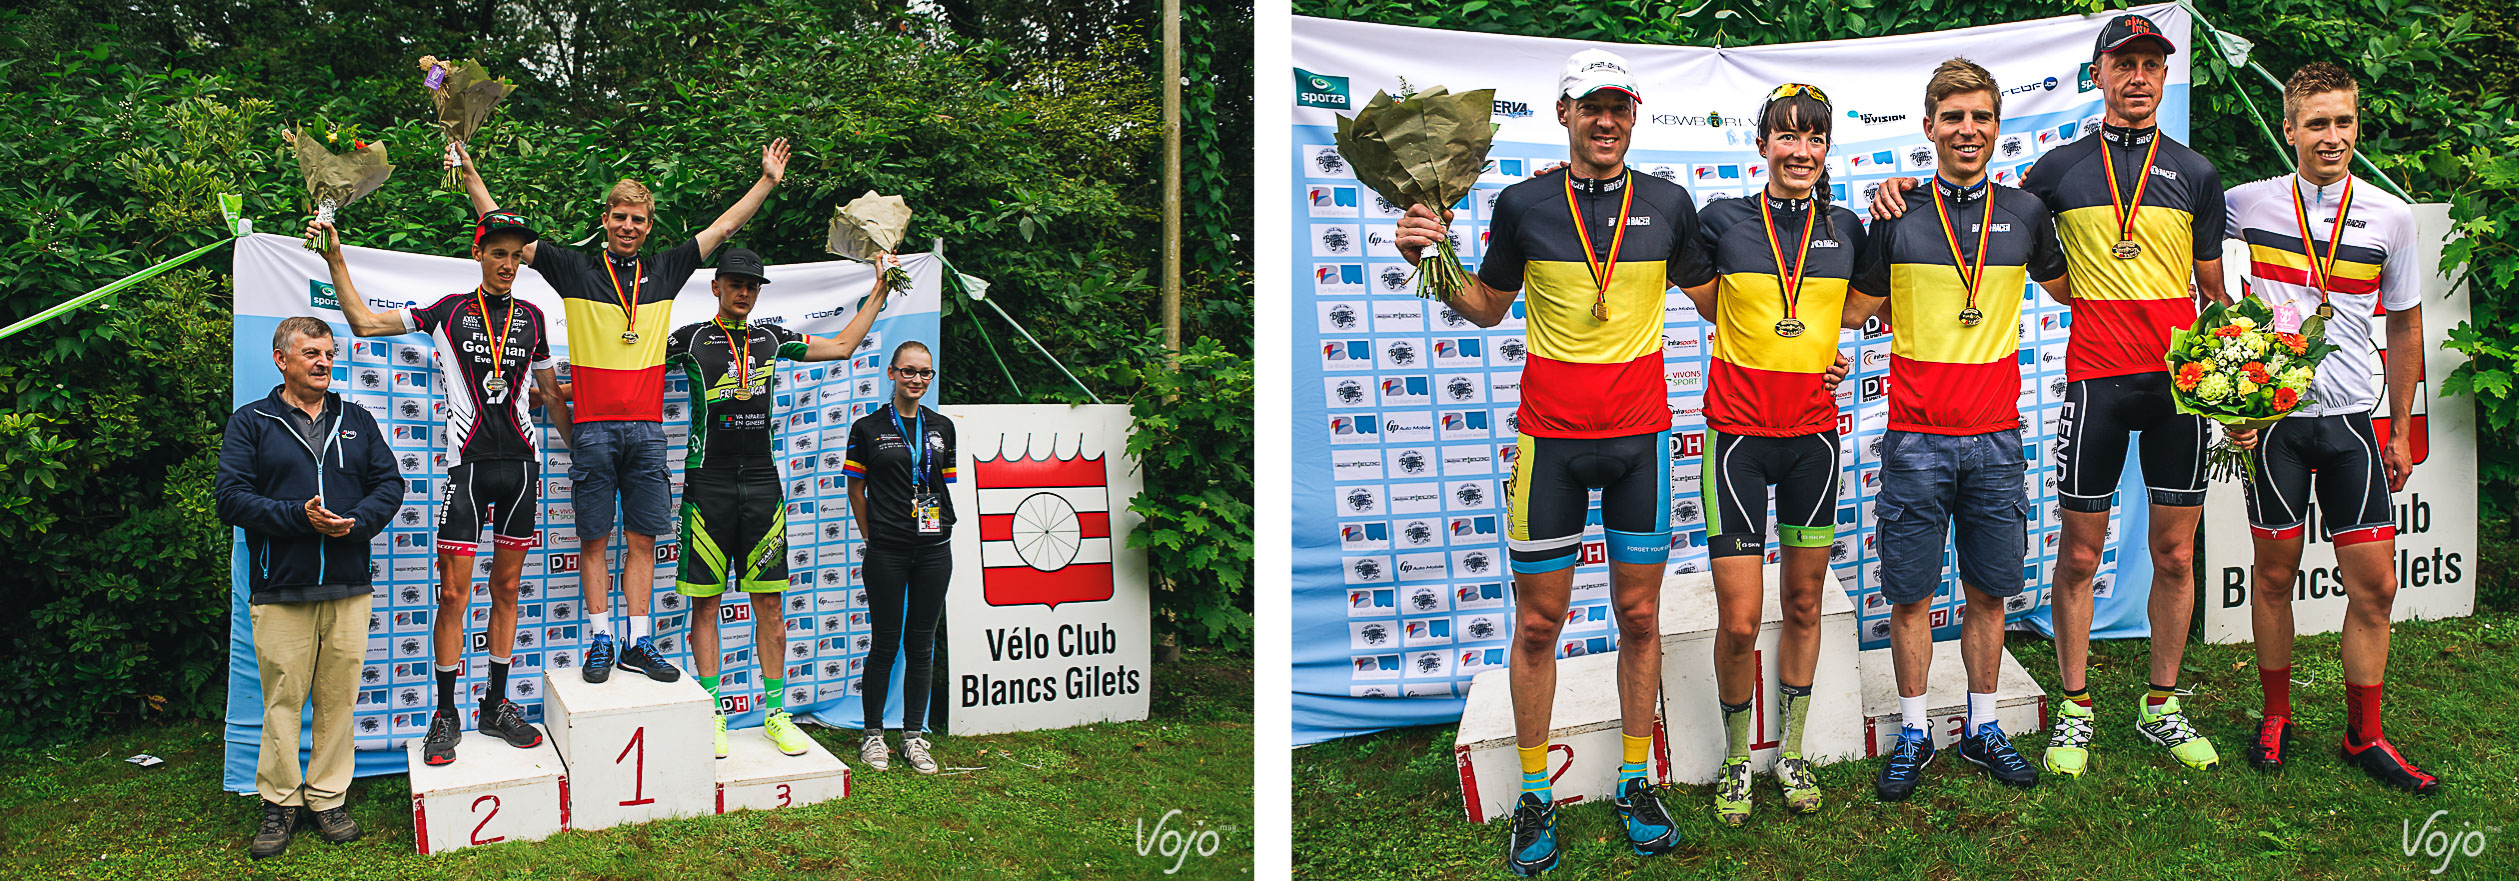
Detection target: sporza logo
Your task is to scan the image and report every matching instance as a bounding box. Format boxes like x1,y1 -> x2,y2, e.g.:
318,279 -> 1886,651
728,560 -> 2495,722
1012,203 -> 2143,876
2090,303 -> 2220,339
310,279 -> 340,310
1295,68 -> 1350,110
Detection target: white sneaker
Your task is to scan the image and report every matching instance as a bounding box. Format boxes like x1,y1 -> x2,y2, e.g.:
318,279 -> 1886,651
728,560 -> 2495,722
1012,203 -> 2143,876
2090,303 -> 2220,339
902,734 -> 938,774
859,733 -> 890,771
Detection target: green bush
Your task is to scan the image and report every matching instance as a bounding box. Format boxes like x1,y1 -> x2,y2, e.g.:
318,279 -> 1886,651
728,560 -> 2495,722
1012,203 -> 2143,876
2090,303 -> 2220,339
0,0 -> 1251,746
1118,340 -> 1257,651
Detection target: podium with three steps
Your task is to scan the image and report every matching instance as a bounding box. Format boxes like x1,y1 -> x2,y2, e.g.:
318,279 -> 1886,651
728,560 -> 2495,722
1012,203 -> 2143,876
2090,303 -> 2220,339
406,670 -> 851,854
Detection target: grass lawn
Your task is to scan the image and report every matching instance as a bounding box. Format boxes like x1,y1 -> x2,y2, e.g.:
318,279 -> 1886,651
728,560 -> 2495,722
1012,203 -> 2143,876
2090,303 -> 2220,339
0,648 -> 1252,880
1294,609 -> 2519,880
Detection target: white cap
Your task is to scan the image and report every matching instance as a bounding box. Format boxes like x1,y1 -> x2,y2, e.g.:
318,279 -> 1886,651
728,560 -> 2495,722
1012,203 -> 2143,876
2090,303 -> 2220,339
1560,49 -> 1642,104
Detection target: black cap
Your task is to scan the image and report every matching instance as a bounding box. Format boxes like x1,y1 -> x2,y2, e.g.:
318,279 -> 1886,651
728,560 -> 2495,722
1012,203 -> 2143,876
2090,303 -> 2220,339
716,247 -> 772,284
472,209 -> 537,249
2094,13 -> 2175,58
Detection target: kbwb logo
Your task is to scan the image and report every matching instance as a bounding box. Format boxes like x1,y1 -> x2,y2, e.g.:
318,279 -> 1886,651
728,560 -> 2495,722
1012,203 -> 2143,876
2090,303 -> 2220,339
975,434 -> 1117,609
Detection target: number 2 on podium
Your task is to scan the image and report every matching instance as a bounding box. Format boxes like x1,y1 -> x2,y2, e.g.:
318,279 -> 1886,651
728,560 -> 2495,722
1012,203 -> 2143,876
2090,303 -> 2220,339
469,794 -> 505,846
616,726 -> 657,807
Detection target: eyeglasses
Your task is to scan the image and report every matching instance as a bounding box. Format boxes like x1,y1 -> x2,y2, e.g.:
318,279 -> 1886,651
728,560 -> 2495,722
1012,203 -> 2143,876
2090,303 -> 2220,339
892,367 -> 936,378
1766,83 -> 1830,104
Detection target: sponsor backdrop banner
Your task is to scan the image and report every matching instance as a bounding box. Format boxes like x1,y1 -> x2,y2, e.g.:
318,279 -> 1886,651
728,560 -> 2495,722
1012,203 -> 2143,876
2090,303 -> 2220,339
223,232 -> 942,791
1291,7 -> 2195,744
936,404 -> 1154,735
2199,205 -> 2477,642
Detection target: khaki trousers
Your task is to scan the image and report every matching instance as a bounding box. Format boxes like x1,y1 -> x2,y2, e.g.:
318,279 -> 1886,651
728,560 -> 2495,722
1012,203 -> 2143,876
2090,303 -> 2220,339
250,591 -> 373,810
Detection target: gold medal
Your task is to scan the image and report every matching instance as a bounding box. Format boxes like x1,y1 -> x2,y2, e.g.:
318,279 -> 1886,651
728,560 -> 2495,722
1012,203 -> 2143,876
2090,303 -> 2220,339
2100,126 -> 2162,265
1759,194 -> 1819,343
1774,318 -> 1806,338
1564,171 -> 1634,323
2291,174 -> 2358,326
732,387 -> 753,401
1932,178 -> 1995,328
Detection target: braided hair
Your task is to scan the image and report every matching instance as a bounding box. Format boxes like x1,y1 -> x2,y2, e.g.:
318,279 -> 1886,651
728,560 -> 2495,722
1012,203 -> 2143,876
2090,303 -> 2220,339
1756,88 -> 1838,242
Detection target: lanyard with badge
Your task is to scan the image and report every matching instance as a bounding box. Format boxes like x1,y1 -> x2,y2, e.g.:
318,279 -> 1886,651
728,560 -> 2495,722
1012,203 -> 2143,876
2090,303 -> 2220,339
894,405 -> 943,535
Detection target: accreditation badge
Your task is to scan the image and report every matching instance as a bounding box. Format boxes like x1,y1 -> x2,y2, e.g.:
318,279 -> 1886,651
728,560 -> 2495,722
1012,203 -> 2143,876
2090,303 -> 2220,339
912,492 -> 945,535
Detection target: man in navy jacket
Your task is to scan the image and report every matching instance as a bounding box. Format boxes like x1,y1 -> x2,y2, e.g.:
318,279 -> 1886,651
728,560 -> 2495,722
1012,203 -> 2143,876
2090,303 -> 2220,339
215,316 -> 403,859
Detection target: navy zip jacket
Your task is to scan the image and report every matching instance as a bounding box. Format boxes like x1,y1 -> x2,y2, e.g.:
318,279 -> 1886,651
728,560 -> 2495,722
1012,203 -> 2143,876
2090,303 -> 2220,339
216,385 -> 405,604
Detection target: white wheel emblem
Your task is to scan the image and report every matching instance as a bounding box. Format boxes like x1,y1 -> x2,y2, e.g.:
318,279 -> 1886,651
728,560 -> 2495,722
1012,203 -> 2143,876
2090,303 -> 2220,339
1009,492 -> 1082,571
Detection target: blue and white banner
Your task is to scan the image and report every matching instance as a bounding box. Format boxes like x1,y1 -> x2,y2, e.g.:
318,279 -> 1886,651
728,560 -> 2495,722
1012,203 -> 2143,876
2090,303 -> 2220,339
222,232 -> 942,790
1291,7 -> 2194,744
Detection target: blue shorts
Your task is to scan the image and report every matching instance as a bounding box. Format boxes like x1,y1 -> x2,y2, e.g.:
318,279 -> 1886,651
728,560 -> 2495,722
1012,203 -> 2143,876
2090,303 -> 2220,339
568,419 -> 673,541
1872,429 -> 2029,606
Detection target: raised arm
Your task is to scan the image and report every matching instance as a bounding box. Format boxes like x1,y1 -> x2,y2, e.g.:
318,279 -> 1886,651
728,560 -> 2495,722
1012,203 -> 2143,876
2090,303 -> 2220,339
693,138 -> 790,259
799,257 -> 898,362
306,221 -> 406,337
446,141 -> 537,264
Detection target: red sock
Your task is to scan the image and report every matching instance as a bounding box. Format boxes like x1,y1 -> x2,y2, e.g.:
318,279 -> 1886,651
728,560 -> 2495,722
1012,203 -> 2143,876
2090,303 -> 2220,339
2259,666 -> 2292,718
2345,682 -> 2383,749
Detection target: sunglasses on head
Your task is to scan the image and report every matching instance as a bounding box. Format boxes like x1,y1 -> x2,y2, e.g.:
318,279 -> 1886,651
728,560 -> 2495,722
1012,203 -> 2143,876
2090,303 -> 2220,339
1766,82 -> 1830,104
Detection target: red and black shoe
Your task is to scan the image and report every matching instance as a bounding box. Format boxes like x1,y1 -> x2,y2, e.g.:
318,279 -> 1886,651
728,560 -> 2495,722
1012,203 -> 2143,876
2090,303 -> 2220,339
2247,716 -> 2294,772
2341,737 -> 2440,795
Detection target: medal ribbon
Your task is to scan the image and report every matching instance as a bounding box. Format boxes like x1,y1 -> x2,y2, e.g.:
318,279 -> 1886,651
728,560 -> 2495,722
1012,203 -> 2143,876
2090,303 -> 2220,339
602,254 -> 642,337
471,286 -> 514,387
1760,193 -> 1818,323
2101,127 -> 2162,251
1931,180 -> 1994,312
891,404 -> 926,492
712,316 -> 752,396
1564,171 -> 1634,320
2289,174 -> 2356,312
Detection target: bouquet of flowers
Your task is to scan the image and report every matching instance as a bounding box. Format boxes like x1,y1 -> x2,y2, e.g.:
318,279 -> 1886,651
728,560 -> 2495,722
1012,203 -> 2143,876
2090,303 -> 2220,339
418,55 -> 516,188
285,122 -> 394,252
1332,81 -> 1497,301
826,191 -> 915,289
2166,296 -> 2341,480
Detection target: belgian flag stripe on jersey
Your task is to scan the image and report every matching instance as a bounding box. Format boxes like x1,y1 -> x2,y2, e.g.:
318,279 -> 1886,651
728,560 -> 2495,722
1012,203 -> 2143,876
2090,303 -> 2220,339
2020,125 -> 2225,383
1698,197 -> 1864,438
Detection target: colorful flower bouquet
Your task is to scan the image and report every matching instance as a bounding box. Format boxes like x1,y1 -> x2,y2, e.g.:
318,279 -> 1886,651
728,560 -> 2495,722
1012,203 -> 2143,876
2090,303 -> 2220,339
2166,295 -> 2340,480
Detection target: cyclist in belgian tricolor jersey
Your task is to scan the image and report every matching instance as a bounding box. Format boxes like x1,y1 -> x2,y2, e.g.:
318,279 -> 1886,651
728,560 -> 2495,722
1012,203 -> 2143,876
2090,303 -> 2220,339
1873,13 -> 2252,778
1672,82 -> 1866,825
664,248 -> 896,762
2224,63 -> 2435,793
1850,59 -> 2068,802
1396,48 -> 1704,874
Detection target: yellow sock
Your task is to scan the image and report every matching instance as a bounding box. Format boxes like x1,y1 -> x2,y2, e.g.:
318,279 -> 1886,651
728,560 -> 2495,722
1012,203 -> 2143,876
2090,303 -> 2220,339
1519,743 -> 1551,799
1621,733 -> 1649,766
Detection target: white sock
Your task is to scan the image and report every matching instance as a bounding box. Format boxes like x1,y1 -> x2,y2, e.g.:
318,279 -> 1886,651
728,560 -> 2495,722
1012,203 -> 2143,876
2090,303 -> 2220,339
1899,693 -> 1929,733
1967,692 -> 1999,734
630,615 -> 652,641
585,613 -> 610,638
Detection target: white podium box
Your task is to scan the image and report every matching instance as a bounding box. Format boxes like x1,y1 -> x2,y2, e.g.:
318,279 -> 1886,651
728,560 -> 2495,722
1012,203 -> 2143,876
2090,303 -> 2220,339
714,727 -> 851,814
1657,565 -> 1864,784
542,672 -> 716,830
1452,649 -> 1667,824
1857,642 -> 2048,756
407,731 -> 568,855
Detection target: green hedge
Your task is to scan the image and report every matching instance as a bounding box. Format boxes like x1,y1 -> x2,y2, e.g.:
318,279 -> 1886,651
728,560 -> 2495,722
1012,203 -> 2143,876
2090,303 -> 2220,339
0,0 -> 1251,748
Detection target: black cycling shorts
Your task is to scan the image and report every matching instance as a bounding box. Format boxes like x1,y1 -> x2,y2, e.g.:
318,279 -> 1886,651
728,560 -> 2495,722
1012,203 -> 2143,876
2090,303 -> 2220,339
2054,373 -> 2207,512
676,463 -> 790,596
2244,413 -> 2396,546
1505,430 -> 1672,573
1704,430 -> 1840,558
437,459 -> 540,556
